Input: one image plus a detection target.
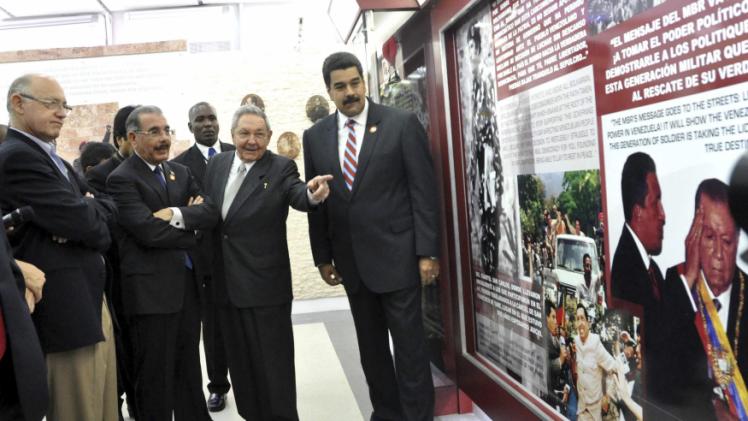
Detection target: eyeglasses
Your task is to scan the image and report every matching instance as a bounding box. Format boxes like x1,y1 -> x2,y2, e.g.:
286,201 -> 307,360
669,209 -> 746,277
135,128 -> 176,138
19,93 -> 73,113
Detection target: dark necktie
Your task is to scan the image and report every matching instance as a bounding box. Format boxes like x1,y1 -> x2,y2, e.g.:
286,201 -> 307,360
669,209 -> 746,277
153,166 -> 167,189
208,147 -> 217,158
648,261 -> 661,302
154,166 -> 193,269
713,298 -> 722,312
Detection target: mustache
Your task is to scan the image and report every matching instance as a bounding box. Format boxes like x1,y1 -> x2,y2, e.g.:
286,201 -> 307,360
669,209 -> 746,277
343,96 -> 360,105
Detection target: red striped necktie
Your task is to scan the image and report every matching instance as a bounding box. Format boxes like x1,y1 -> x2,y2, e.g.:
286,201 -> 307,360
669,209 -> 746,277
343,119 -> 358,190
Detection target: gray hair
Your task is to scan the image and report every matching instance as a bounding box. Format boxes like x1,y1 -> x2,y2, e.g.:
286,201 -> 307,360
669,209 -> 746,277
125,105 -> 163,134
6,74 -> 35,113
231,104 -> 270,133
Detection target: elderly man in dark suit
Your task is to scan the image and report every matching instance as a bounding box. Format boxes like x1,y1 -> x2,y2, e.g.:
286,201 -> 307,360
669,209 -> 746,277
172,101 -> 235,412
107,105 -> 218,421
0,227 -> 48,421
0,73 -> 118,420
303,52 -> 441,421
660,178 -> 748,420
203,104 -> 331,420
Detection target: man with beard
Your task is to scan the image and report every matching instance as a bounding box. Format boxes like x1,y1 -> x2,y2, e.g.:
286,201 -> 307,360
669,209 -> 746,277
107,105 -> 218,420
172,101 -> 234,412
661,178 -> 748,420
579,253 -> 602,304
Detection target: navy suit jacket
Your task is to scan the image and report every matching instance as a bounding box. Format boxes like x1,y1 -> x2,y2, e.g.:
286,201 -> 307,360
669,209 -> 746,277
0,228 -> 48,421
107,156 -> 218,315
303,101 -> 439,294
0,129 -> 116,353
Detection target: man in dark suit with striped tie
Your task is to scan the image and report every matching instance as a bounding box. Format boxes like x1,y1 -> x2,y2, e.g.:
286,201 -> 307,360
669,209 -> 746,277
172,102 -> 235,412
107,105 -> 218,421
303,52 -> 441,421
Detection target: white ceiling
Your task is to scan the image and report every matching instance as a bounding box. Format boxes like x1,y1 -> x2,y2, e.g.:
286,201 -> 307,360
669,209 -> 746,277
0,0 -> 292,17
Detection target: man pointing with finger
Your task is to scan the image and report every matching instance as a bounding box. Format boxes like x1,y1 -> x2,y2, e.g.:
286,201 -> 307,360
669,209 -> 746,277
303,52 -> 441,421
203,104 -> 332,420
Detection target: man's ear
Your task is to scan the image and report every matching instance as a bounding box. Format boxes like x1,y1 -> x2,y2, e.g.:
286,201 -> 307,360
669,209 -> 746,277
10,93 -> 24,115
188,122 -> 194,134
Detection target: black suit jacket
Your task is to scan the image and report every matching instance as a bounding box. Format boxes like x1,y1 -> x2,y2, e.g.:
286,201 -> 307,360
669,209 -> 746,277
107,156 -> 218,315
171,142 -> 235,291
303,101 -> 439,294
172,142 -> 235,185
204,151 -> 311,308
86,152 -> 125,193
611,225 -> 677,418
0,129 -> 116,353
0,229 -> 48,421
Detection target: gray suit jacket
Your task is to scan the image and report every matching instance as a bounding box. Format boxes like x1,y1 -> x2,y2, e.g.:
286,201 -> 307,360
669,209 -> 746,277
203,151 -> 311,308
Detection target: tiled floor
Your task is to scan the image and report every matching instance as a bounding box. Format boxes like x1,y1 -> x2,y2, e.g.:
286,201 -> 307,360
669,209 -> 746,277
122,297 -> 484,420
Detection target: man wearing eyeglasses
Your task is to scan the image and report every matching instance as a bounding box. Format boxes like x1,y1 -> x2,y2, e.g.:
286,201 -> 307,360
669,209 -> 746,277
0,74 -> 119,420
107,105 -> 218,421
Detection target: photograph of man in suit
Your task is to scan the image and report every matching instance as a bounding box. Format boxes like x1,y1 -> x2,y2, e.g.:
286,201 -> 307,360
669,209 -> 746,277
0,226 -> 48,421
106,105 -> 218,421
0,74 -> 119,421
86,104 -> 140,420
303,52 -> 441,421
661,178 -> 748,421
172,101 -> 235,413
202,104 -> 331,420
610,151 -> 674,418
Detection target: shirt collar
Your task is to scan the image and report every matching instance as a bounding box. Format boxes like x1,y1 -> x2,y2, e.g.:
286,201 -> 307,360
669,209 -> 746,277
133,150 -> 160,172
9,127 -> 55,154
231,152 -> 255,174
195,140 -> 221,161
625,223 -> 651,269
336,98 -> 369,131
703,274 -> 733,303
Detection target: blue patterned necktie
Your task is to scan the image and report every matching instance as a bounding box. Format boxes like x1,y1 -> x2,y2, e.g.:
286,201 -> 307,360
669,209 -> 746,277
153,166 -> 167,189
208,147 -> 217,158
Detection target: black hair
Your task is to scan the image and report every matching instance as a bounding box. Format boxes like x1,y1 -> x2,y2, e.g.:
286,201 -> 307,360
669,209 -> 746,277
545,299 -> 556,318
695,178 -> 729,211
621,152 -> 656,222
80,142 -> 116,172
576,303 -> 589,320
322,52 -> 363,89
113,105 -> 138,147
468,24 -> 482,55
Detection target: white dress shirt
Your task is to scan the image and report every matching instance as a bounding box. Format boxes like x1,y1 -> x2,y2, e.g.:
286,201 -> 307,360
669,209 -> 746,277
195,140 -> 223,161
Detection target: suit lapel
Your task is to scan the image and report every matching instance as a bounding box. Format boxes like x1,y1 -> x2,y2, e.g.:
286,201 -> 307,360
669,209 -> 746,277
727,270 -> 743,343
132,157 -> 169,206
225,152 -> 272,223
351,102 -> 382,198
12,133 -> 72,188
213,153 -> 233,213
188,146 -> 207,181
325,115 -> 350,200
161,162 -> 181,206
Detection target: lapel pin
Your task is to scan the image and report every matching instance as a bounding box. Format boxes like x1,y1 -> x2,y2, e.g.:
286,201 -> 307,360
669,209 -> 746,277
168,171 -> 176,181
369,125 -> 377,134
264,182 -> 268,189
